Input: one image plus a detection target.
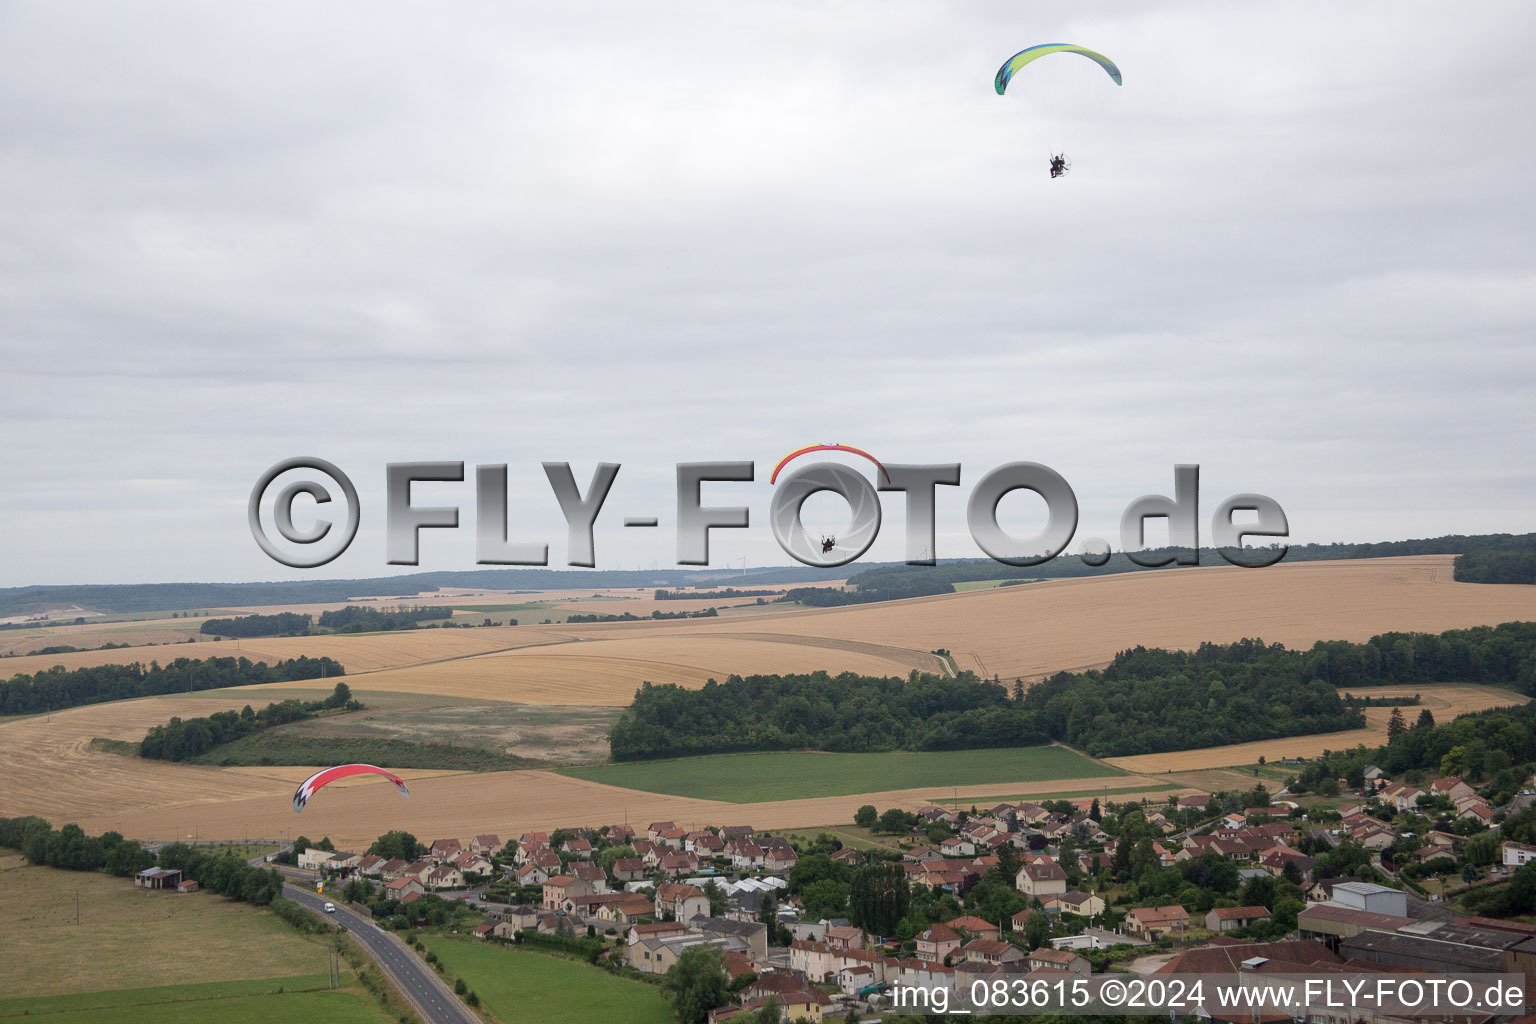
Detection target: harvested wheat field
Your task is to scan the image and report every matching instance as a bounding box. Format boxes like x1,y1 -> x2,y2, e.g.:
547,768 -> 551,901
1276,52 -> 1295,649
56,767 -> 1169,851
559,555 -> 1536,681
0,623 -> 570,677
1106,684 -> 1526,773
281,634 -> 934,704
0,618 -> 213,656
0,693 -> 463,833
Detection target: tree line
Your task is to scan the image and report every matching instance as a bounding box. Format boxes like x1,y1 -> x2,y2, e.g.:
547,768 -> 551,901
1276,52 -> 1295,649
137,682 -> 357,761
1456,547 -> 1536,585
567,608 -> 719,623
200,611 -> 310,637
654,588 -> 780,600
315,605 -> 452,632
0,654 -> 345,716
0,816 -> 286,907
777,577 -> 953,607
846,532 -> 1536,594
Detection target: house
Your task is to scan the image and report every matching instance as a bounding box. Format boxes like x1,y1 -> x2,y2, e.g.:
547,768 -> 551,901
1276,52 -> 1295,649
327,851 -> 363,872
763,846 -> 798,872
1458,799 -> 1494,824
728,842 -> 765,870
1175,793 -> 1212,810
940,837 -> 977,858
134,867 -> 183,890
605,892 -> 658,924
297,848 -> 337,871
425,864 -> 464,890
402,859 -> 434,881
961,938 -> 1025,965
660,851 -> 701,876
470,833 -> 502,854
1126,905 -> 1190,940
1015,858 -> 1068,899
1044,891 -> 1105,917
452,850 -> 494,876
627,932 -> 731,975
611,857 -> 649,882
1028,947 -> 1091,977
1431,776 -> 1476,802
541,875 -> 593,911
825,924 -> 863,950
529,848 -> 562,871
1504,841 -> 1536,868
562,837 -> 594,859
356,854 -> 386,877
831,847 -> 860,866
688,915 -> 770,958
1205,906 -> 1272,932
720,825 -> 755,839
515,863 -> 552,887
655,882 -> 710,922
915,924 -> 962,961
629,920 -> 688,945
428,838 -> 463,861
569,861 -> 609,891
378,858 -> 409,879
647,821 -> 678,841
384,876 -> 425,900
734,973 -> 832,1022
946,915 -> 1000,939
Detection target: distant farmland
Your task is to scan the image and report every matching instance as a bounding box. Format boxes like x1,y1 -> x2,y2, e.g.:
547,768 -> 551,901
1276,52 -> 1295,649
556,745 -> 1123,803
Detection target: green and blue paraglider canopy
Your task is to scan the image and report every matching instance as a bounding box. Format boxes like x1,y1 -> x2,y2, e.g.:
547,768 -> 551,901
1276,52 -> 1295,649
995,43 -> 1123,94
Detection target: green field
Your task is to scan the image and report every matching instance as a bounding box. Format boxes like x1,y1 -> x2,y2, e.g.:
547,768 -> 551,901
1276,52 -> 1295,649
557,746 -> 1124,803
421,936 -> 672,1024
0,855 -> 340,999
0,976 -> 389,1023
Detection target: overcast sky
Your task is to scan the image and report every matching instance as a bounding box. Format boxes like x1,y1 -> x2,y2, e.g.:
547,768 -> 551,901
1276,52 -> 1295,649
2,1 -> 1533,586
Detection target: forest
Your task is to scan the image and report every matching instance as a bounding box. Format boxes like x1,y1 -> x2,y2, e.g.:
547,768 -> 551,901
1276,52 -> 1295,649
200,611 -> 311,637
315,604 -> 452,631
0,654 -> 345,716
609,624 -> 1536,761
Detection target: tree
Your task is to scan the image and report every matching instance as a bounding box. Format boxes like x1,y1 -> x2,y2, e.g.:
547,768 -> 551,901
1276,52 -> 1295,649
1089,798 -> 1101,822
662,945 -> 730,1024
854,805 -> 878,830
849,862 -> 910,936
1387,707 -> 1407,743
877,808 -> 911,835
1415,708 -> 1436,731
702,880 -> 728,917
368,831 -> 421,861
800,878 -> 849,920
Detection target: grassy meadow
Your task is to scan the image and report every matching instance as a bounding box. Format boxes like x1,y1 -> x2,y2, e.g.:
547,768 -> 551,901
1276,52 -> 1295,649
557,745 -> 1124,803
0,977 -> 388,1023
421,935 -> 672,1024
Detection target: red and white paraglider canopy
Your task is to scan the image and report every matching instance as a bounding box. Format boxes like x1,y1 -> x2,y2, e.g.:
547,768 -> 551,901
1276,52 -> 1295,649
293,764 -> 410,813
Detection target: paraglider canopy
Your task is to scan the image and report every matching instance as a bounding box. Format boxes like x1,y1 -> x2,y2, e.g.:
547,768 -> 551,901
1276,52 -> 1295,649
995,44 -> 1123,94
293,764 -> 410,813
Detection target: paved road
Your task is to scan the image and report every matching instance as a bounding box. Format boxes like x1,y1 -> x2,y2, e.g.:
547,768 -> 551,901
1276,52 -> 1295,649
283,884 -> 479,1024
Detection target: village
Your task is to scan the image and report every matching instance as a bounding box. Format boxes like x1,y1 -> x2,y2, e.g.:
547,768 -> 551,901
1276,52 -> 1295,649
291,764 -> 1536,1022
